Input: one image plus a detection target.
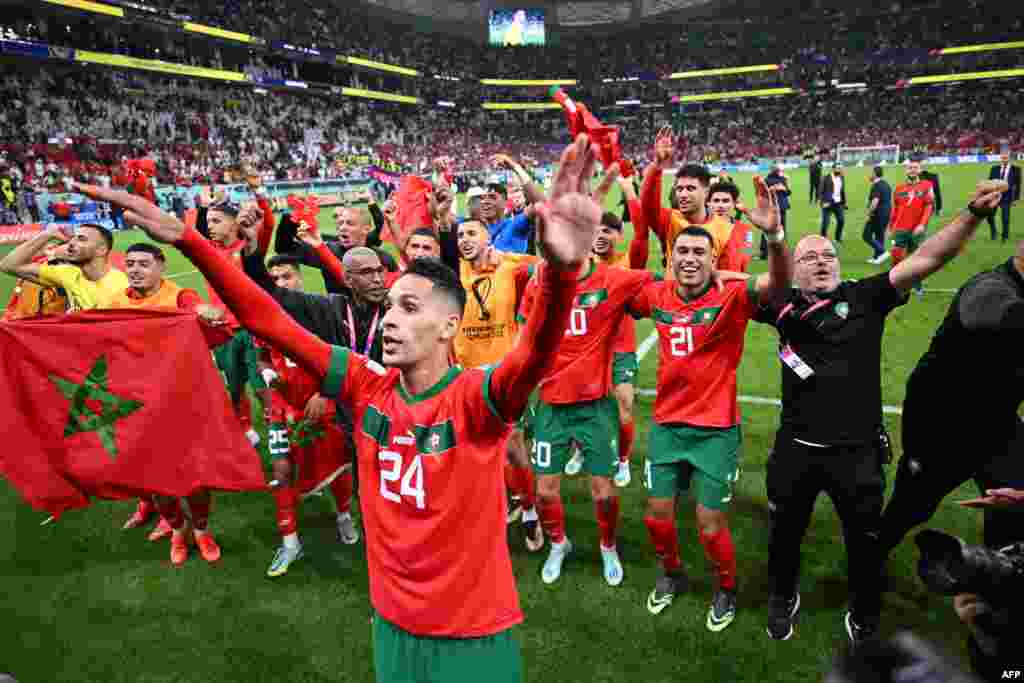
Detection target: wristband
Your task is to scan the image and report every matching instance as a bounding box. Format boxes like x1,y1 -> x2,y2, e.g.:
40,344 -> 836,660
765,229 -> 786,244
967,202 -> 996,219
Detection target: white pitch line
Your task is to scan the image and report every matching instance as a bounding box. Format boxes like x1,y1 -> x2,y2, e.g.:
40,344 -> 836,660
635,331 -> 904,414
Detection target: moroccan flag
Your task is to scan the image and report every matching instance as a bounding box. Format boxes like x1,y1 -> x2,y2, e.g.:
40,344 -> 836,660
0,309 -> 266,518
393,175 -> 434,249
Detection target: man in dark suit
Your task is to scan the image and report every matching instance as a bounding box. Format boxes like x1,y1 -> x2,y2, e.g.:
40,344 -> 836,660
919,163 -> 942,215
819,162 -> 847,242
988,152 -> 1022,241
809,154 -> 823,203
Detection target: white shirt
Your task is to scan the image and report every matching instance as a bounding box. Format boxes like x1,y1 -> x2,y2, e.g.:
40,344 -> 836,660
832,174 -> 843,204
1003,165 -> 1010,181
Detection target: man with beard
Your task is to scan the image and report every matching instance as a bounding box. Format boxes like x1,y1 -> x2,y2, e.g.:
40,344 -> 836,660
887,159 -> 935,296
0,223 -> 127,311
454,219 -> 542,551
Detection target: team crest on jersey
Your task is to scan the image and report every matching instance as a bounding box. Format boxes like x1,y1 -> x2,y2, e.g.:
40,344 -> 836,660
430,433 -> 441,451
834,302 -> 850,319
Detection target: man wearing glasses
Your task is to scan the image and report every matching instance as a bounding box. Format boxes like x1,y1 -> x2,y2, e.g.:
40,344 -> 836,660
753,186 -> 1003,648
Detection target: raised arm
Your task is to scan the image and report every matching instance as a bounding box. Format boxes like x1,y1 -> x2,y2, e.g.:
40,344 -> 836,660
747,177 -> 792,305
889,182 -> 1005,294
75,183 -> 332,383
488,135 -> 600,420
0,224 -> 63,283
493,153 -> 546,206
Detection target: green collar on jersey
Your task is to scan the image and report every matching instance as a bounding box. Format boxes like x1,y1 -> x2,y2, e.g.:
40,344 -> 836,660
675,280 -> 712,303
397,366 -> 463,405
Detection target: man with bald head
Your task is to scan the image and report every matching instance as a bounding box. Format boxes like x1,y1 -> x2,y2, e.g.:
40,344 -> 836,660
754,186 -> 1004,647
274,203 -> 398,295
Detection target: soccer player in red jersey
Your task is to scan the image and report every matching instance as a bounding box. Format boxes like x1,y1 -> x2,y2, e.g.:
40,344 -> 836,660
76,134 -> 600,682
109,243 -> 228,565
888,158 -> 935,295
629,179 -> 790,630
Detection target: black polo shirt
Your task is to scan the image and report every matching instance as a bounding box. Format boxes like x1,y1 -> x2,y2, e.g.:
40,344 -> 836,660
753,272 -> 908,445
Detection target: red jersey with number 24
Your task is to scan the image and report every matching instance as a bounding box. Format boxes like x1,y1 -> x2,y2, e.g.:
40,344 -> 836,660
321,346 -> 518,638
519,262 -> 655,404
627,279 -> 758,428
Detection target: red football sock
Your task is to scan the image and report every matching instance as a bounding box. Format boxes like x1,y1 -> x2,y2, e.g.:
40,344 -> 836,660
187,494 -> 212,531
154,498 -> 185,530
699,526 -> 737,591
330,471 -> 353,514
538,496 -> 566,544
272,485 -> 299,537
644,515 -> 682,572
595,497 -> 620,550
618,420 -> 635,464
514,465 -> 536,509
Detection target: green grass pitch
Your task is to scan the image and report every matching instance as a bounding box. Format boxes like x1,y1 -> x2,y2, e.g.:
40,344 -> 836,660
0,163 -> 1014,682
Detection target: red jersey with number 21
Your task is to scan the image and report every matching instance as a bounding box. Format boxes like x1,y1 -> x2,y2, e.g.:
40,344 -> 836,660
519,262 -> 654,404
321,346 -> 518,638
627,279 -> 758,428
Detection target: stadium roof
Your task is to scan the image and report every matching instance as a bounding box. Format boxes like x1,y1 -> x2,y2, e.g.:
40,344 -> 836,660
360,0 -> 717,26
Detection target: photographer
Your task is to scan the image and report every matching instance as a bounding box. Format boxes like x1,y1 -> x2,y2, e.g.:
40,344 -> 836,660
755,184 -> 1003,646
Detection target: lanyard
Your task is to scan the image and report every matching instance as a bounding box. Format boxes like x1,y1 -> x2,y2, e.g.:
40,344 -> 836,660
775,298 -> 832,326
346,303 -> 380,356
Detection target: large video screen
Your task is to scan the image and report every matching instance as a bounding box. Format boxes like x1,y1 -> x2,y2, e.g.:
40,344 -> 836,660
489,9 -> 546,47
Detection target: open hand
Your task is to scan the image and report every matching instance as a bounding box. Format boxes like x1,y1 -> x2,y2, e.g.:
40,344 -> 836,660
653,126 -> 675,170
747,176 -> 782,235
74,184 -> 185,243
534,134 -> 602,271
297,221 -> 322,248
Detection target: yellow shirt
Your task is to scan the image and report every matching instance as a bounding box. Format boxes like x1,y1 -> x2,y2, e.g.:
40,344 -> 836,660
455,253 -> 537,369
37,264 -> 130,312
107,279 -> 185,310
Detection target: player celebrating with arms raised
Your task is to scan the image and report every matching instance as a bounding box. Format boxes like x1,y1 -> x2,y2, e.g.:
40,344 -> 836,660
631,178 -> 791,630
75,134 -> 601,683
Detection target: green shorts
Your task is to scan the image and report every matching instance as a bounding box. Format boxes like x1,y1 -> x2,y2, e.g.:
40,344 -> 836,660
891,231 -> 918,250
373,612 -> 521,683
644,423 -> 742,511
532,395 -> 619,477
213,329 -> 267,402
612,351 -> 638,386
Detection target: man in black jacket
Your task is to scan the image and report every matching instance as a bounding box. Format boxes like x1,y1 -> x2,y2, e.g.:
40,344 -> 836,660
987,152 -> 1022,241
274,204 -> 398,295
809,155 -> 823,204
819,163 -> 848,242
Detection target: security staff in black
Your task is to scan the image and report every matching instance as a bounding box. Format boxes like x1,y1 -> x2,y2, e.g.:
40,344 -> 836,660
752,190 -> 998,647
881,246 -> 1024,554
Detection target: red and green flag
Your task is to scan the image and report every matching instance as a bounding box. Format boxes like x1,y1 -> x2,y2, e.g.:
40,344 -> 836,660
0,309 -> 266,518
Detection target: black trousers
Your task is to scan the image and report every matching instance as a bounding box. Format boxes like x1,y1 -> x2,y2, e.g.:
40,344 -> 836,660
863,214 -> 886,258
766,434 -> 886,621
986,202 -> 1012,241
881,400 -> 1024,552
821,205 -> 845,241
810,175 -> 820,202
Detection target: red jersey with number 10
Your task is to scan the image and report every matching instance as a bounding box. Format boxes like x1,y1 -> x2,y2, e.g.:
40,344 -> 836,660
627,279 -> 758,427
519,262 -> 654,404
321,346 -> 518,637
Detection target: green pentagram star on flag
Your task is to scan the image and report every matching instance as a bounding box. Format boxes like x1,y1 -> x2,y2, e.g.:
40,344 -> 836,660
50,355 -> 144,460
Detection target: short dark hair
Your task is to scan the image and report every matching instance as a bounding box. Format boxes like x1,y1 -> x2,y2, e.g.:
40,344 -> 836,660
267,253 -> 303,272
675,164 -> 713,187
873,166 -> 884,178
600,212 -> 623,231
487,182 -> 507,197
209,200 -> 240,217
408,227 -> 441,245
126,242 -> 165,262
403,257 -> 466,316
674,226 -> 715,250
80,223 -> 114,253
708,181 -> 740,202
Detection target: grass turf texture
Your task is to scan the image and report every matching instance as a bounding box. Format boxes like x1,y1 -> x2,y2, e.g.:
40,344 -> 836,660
0,163 -> 1014,682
